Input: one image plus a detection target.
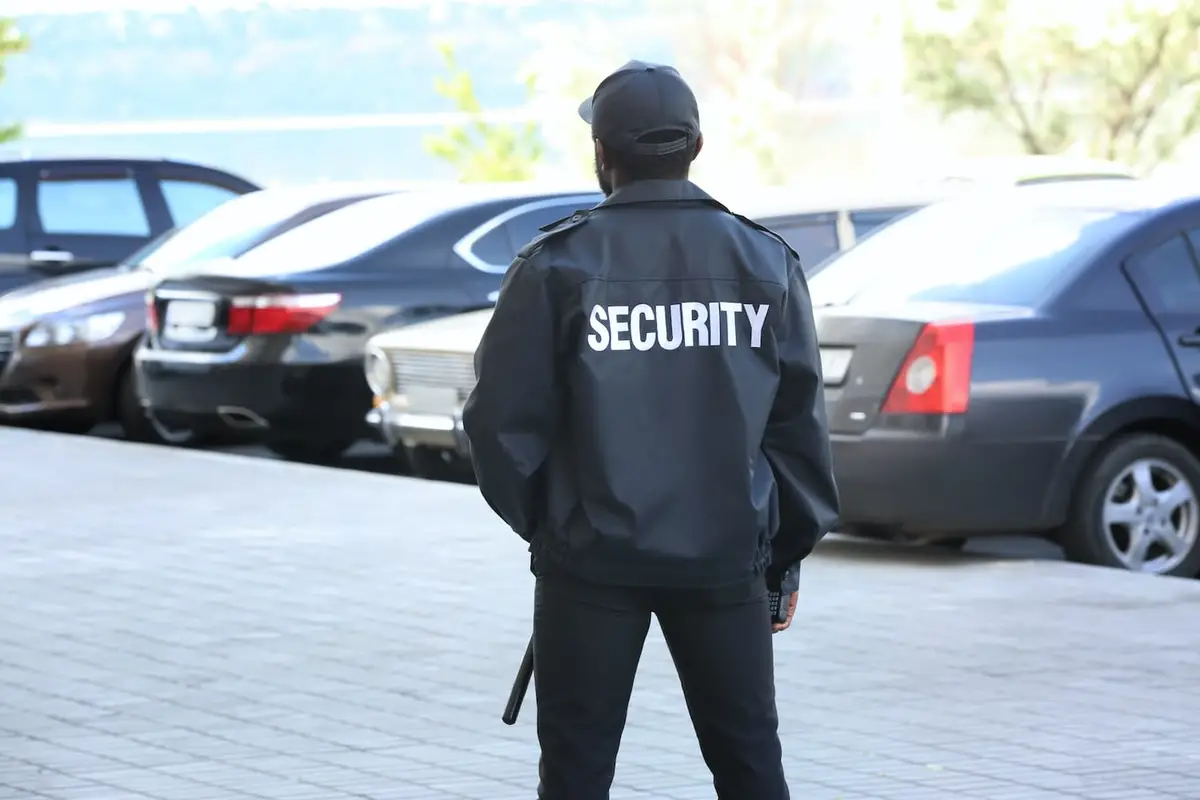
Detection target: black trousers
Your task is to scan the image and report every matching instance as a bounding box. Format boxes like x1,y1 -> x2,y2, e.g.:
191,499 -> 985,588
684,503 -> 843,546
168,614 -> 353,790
532,570 -> 789,800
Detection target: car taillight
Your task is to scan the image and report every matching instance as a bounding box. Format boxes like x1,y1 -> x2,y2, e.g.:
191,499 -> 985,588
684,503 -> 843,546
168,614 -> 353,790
225,292 -> 342,336
145,293 -> 159,333
881,321 -> 974,415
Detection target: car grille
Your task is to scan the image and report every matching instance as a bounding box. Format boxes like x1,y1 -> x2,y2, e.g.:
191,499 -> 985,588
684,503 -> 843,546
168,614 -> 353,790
389,349 -> 476,402
0,330 -> 12,373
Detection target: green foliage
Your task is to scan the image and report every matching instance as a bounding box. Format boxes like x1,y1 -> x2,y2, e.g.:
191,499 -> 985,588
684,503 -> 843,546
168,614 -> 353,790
904,0 -> 1200,167
423,41 -> 544,182
0,18 -> 29,143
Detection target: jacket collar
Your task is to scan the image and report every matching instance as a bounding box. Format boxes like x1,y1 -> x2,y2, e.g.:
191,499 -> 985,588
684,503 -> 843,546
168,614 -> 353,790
595,179 -> 720,209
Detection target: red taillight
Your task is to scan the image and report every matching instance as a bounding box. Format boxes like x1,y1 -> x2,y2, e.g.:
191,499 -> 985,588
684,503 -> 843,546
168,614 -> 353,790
225,293 -> 342,336
881,321 -> 974,415
145,293 -> 159,333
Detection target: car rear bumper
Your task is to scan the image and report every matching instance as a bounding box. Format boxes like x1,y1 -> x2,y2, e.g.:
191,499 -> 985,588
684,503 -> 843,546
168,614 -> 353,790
369,399 -> 471,456
831,430 -> 1067,534
135,345 -> 371,442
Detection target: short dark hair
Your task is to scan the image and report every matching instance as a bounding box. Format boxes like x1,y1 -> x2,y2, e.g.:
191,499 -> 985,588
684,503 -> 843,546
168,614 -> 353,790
601,131 -> 696,181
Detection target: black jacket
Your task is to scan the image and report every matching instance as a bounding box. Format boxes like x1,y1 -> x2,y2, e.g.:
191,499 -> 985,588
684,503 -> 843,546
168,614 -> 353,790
462,179 -> 839,593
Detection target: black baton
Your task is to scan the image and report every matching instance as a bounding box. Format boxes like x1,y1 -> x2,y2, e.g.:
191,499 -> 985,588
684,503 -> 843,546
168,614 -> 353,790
502,636 -> 534,725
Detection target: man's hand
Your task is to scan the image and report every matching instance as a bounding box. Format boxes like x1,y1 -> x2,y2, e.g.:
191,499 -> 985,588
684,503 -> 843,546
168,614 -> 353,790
772,591 -> 798,633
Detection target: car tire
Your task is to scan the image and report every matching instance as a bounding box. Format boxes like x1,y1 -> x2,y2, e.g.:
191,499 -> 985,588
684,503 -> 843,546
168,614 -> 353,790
116,365 -> 197,446
408,445 -> 461,481
40,418 -> 96,436
265,439 -> 352,465
1062,433 -> 1200,576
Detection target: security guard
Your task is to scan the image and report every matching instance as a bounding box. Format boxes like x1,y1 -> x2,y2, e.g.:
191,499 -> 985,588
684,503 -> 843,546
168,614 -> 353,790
462,60 -> 839,800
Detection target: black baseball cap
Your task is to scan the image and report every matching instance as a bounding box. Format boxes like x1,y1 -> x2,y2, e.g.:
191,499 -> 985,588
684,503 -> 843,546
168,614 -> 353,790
578,60 -> 700,156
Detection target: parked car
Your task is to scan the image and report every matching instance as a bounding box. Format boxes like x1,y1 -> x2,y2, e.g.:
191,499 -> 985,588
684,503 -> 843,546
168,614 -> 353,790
0,156 -> 260,296
0,181 -> 410,442
806,178 -> 1200,576
360,184 -> 958,477
709,161 -> 1135,274
133,185 -> 603,464
931,154 -> 1136,186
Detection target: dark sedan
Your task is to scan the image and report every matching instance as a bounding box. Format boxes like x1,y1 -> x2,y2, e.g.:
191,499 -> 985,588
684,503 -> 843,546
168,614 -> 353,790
0,181 -> 408,442
807,179 -> 1200,576
134,185 -> 602,463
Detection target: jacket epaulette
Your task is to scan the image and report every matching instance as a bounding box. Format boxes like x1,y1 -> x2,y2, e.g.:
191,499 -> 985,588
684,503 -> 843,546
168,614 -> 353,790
729,211 -> 800,262
517,210 -> 591,259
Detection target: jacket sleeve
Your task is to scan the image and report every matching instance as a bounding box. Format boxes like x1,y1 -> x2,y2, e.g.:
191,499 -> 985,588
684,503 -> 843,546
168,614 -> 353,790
763,252 -> 840,590
461,255 -> 562,542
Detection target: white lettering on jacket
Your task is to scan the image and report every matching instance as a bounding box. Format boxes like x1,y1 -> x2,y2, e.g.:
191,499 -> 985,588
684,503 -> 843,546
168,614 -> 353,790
587,302 -> 769,352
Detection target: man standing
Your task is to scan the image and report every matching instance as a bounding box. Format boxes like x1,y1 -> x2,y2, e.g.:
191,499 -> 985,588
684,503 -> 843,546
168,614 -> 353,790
462,60 -> 839,800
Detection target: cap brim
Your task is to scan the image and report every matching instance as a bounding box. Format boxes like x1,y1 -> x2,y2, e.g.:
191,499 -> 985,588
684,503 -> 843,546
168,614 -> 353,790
578,95 -> 594,124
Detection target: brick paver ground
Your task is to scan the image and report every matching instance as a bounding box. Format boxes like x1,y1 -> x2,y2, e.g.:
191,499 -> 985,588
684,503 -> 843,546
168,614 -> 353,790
3,427 -> 1200,800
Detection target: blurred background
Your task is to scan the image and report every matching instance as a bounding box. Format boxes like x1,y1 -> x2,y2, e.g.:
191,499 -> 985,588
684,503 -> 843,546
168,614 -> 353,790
5,0 -> 1200,190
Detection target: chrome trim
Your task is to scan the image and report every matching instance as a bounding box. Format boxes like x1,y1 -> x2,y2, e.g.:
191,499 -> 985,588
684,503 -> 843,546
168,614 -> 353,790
395,412 -> 456,432
29,249 -> 74,264
452,195 -> 598,274
217,405 -> 270,430
388,349 -> 475,396
154,288 -> 223,302
135,341 -> 249,365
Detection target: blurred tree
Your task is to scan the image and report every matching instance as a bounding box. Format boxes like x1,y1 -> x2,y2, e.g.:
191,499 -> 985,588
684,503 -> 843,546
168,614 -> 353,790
521,0 -> 847,186
658,0 -> 840,185
423,41 -> 544,182
905,0 -> 1200,168
0,18 -> 29,143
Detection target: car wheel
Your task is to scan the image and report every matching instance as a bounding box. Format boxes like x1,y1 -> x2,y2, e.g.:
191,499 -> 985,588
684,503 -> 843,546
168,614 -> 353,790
903,534 -> 968,551
39,418 -> 96,436
408,445 -> 461,481
116,365 -> 196,446
388,444 -> 413,473
265,439 -> 352,465
1063,433 -> 1200,576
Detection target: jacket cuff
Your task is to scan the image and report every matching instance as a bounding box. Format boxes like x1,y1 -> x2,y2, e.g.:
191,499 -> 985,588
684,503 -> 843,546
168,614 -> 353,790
767,562 -> 801,593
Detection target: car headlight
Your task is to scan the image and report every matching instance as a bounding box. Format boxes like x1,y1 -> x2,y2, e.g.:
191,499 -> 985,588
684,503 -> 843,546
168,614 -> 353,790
364,347 -> 393,396
23,311 -> 126,348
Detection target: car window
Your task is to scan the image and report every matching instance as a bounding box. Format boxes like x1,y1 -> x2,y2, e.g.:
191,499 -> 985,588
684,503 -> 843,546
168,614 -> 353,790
849,207 -> 916,241
229,190 -> 475,276
0,178 -> 15,229
139,190 -> 363,273
468,200 -> 593,270
160,179 -> 243,227
809,198 -> 1144,308
37,176 -> 150,237
770,217 -> 840,273
1125,235 -> 1200,315
505,202 -> 584,254
470,225 -> 513,267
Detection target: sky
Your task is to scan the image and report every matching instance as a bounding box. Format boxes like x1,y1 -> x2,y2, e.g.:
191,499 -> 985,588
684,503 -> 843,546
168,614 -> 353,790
0,0 -> 535,14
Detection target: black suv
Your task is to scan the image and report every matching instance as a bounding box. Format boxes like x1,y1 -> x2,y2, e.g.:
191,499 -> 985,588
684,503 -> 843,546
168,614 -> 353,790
0,156 -> 260,296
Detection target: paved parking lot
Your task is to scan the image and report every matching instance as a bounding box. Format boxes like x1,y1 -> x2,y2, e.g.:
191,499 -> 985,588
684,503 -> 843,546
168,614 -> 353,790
4,427 -> 1200,800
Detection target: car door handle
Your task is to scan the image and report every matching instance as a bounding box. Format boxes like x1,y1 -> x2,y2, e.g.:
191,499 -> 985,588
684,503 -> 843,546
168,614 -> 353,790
486,290 -> 500,303
1178,331 -> 1200,347
29,249 -> 75,264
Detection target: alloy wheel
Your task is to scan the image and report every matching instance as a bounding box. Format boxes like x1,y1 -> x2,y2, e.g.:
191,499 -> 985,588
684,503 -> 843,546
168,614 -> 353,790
1100,457 -> 1199,574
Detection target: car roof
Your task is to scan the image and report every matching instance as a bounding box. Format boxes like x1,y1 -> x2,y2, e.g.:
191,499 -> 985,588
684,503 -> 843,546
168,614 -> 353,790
729,181 -> 962,220
0,152 -> 244,170
963,178 -> 1200,214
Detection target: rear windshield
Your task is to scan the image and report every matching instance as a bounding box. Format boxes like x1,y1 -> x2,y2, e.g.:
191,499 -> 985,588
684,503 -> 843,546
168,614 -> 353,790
137,190 -> 354,274
808,197 -> 1143,308
226,191 -> 478,276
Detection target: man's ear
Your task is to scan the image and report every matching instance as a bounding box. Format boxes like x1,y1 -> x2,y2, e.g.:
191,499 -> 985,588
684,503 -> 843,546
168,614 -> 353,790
594,138 -> 606,171
693,133 -> 704,161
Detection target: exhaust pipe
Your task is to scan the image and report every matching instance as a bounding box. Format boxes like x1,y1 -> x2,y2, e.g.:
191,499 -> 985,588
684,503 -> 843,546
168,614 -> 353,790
217,405 -> 269,430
